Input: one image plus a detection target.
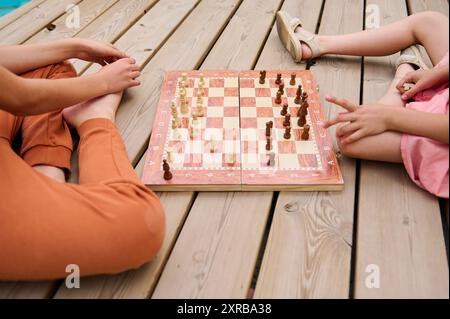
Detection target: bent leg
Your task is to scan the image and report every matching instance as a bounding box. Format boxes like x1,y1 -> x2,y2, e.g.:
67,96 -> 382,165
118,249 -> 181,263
0,119 -> 165,281
299,12 -> 449,65
20,61 -> 77,182
337,62 -> 414,162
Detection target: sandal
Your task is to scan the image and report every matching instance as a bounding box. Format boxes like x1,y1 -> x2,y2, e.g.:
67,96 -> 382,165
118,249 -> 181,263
395,45 -> 430,70
276,11 -> 321,63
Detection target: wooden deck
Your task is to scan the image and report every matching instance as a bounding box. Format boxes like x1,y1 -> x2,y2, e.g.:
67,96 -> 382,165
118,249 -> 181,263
0,0 -> 448,299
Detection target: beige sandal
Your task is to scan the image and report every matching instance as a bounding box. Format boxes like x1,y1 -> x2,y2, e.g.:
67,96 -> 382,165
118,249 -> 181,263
276,11 -> 321,63
396,45 -> 430,70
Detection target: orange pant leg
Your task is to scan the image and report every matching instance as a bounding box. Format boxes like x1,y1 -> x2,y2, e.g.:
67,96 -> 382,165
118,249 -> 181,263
0,63 -> 165,281
20,61 -> 76,174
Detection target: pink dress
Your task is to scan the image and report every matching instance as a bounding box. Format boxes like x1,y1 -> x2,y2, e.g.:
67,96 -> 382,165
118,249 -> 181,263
401,52 -> 449,198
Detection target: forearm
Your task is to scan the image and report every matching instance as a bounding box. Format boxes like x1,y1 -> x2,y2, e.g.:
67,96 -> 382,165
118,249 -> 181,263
388,107 -> 449,144
0,65 -> 108,115
0,39 -> 81,74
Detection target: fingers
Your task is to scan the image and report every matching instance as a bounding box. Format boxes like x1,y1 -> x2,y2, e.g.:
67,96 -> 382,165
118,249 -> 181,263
396,71 -> 415,91
340,129 -> 365,144
401,82 -> 422,101
336,122 -> 360,137
325,95 -> 359,112
322,112 -> 357,128
129,71 -> 141,79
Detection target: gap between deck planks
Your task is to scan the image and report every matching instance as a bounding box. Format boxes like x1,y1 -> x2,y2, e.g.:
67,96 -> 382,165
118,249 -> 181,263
0,0 -> 177,299
53,0 -> 248,298
253,0 -> 360,299
152,0 -> 288,299
354,0 -> 449,299
0,0 -> 83,45
0,0 -> 47,31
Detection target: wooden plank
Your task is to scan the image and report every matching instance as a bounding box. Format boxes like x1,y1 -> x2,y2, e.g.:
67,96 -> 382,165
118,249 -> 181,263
408,0 -> 449,16
70,0 -> 159,73
0,0 -> 83,45
54,191 -> 194,299
254,0 -> 361,299
113,0 -> 243,165
0,281 -> 57,299
354,0 -> 449,299
52,0 -> 242,298
26,0 -> 119,44
152,0 -> 282,299
0,0 -> 46,31
67,0 -> 201,184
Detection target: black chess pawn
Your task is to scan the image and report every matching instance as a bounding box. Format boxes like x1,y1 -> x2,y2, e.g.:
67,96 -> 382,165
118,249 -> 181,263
259,70 -> 266,84
275,73 -> 282,85
301,91 -> 308,102
280,103 -> 288,116
298,114 -> 307,127
265,121 -> 272,137
163,160 -> 173,180
290,73 -> 296,86
265,138 -> 272,151
267,152 -> 276,167
283,114 -> 291,127
301,125 -> 310,140
275,91 -> 282,104
284,126 -> 291,140
278,82 -> 285,95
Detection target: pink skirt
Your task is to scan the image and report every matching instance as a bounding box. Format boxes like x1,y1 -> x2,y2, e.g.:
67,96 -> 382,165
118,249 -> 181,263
401,52 -> 449,198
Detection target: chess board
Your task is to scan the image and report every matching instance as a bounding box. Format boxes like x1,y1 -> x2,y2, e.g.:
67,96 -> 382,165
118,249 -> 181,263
142,70 -> 343,191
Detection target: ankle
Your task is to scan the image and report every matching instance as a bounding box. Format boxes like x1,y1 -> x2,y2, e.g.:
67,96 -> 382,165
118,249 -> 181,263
33,165 -> 66,182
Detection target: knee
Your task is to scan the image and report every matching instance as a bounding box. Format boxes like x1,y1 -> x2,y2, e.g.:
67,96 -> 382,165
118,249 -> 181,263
110,186 -> 166,272
415,11 -> 448,24
49,60 -> 78,79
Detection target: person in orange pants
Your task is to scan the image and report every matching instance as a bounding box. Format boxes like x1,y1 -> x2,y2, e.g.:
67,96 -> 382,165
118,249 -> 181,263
0,39 -> 165,281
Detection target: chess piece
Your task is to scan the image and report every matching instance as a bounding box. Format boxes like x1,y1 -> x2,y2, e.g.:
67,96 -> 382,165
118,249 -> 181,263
275,73 -> 282,85
267,152 -> 275,167
290,73 -> 296,86
278,82 -> 285,95
283,114 -> 291,127
281,103 -> 288,116
302,125 -> 310,140
196,93 -> 204,117
275,91 -> 282,104
181,73 -> 188,84
301,91 -> 308,102
284,126 -> 291,139
209,138 -> 217,153
180,91 -> 189,114
163,160 -> 173,181
295,85 -> 303,104
199,74 -> 205,86
265,137 -> 272,151
166,149 -> 173,163
298,113 -> 307,127
259,70 -> 266,84
265,121 -> 273,137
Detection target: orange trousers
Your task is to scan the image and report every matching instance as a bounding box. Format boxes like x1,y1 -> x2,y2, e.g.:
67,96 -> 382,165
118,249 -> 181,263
0,62 -> 165,281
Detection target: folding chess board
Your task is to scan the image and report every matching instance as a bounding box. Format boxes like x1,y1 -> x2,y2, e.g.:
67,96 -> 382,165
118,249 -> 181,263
142,70 -> 343,191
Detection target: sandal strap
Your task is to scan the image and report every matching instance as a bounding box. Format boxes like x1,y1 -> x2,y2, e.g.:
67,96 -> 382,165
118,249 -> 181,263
289,17 -> 302,31
301,35 -> 322,59
396,45 -> 429,70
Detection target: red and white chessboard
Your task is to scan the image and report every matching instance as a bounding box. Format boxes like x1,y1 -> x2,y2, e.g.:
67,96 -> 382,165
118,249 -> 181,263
141,70 -> 343,191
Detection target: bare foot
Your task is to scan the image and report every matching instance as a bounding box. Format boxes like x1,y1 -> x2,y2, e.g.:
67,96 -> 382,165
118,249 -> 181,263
294,26 -> 318,60
62,92 -> 123,128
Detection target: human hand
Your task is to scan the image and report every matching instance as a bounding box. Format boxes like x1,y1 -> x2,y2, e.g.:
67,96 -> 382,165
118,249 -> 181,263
73,38 -> 129,65
96,58 -> 141,93
322,95 -> 391,144
396,68 -> 442,101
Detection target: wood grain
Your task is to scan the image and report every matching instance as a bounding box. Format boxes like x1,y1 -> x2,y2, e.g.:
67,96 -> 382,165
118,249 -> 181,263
26,0 -> 119,44
52,0 -> 242,299
354,0 -> 449,299
152,0 -> 283,299
0,0 -> 46,31
0,0 -> 82,45
70,0 -> 159,73
254,0 -> 361,299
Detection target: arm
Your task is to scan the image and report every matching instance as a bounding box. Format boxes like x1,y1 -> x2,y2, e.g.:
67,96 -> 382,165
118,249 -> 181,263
0,58 -> 141,116
0,38 -> 128,74
323,96 -> 449,145
388,107 -> 449,144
